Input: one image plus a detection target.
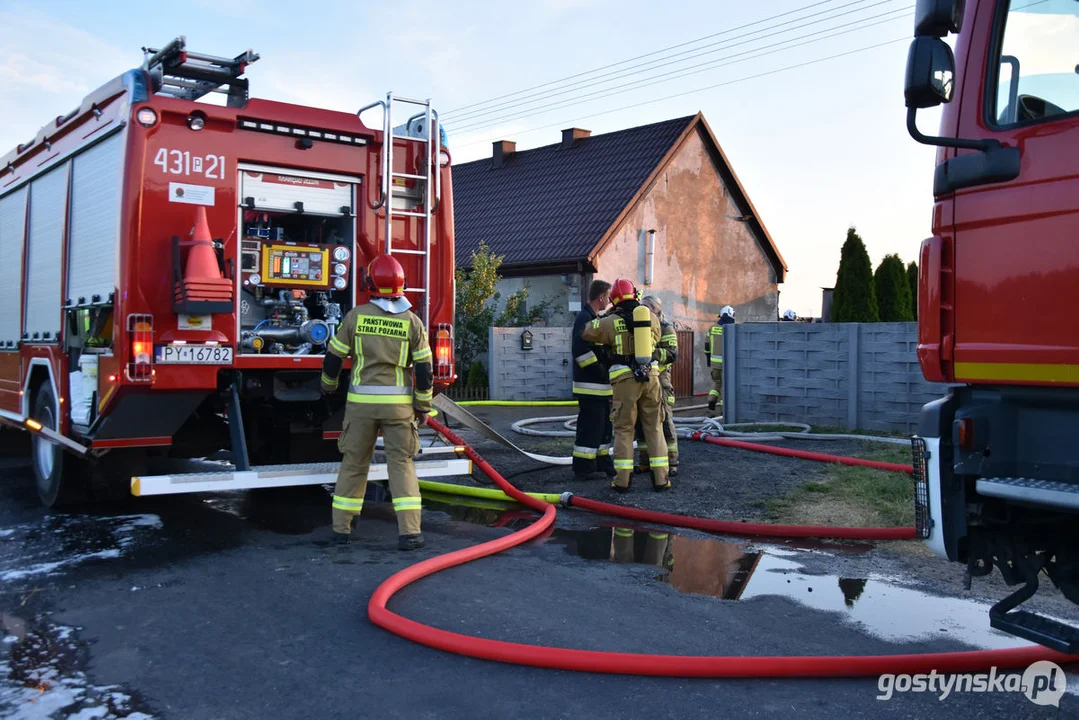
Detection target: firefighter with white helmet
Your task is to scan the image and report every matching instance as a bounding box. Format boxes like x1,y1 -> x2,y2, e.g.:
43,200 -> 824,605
636,295 -> 679,475
705,305 -> 736,412
320,254 -> 433,550
782,308 -> 797,321
580,278 -> 670,492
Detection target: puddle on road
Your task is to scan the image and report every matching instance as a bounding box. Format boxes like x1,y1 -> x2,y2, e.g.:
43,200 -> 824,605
547,525 -> 1053,651
200,486 -> 330,535
0,613 -> 155,719
417,498 -> 1055,651
0,515 -> 162,583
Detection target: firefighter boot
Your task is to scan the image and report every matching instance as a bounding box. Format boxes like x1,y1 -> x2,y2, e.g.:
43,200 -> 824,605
398,533 -> 425,551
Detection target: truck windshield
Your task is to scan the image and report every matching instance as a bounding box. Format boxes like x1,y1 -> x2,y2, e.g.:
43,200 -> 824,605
993,0 -> 1079,125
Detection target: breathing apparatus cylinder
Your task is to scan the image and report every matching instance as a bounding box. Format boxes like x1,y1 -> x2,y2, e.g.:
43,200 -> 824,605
632,304 -> 653,367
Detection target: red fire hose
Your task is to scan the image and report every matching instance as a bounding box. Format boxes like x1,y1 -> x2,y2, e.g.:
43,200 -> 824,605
691,432 -> 914,474
367,418 -> 1079,677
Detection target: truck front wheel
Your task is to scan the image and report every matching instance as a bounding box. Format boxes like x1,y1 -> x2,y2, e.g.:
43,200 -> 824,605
31,382 -> 83,508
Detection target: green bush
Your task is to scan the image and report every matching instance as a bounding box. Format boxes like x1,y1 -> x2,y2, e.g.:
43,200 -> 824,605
454,242 -> 551,378
831,227 -> 879,323
466,360 -> 488,389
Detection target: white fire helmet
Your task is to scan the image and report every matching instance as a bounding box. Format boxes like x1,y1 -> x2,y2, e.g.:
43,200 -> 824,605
719,305 -> 735,319
783,309 -> 797,321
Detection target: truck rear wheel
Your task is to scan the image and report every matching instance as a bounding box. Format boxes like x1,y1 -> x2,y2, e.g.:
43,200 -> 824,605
31,382 -> 84,508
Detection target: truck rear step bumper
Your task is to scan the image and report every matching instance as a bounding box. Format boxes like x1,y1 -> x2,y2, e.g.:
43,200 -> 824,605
976,477 -> 1079,511
132,458 -> 473,497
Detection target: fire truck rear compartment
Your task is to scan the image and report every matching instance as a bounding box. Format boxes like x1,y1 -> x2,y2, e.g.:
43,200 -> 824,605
227,164 -> 363,357
236,209 -> 355,356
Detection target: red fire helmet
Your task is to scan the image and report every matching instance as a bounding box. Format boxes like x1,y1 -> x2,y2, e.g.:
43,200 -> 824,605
367,254 -> 406,296
610,278 -> 637,305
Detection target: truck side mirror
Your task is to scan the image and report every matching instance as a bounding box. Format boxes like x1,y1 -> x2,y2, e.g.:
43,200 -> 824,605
914,0 -> 964,37
905,37 -> 956,109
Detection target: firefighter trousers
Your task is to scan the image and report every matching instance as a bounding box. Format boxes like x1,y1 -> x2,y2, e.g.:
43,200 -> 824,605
635,375 -> 678,468
573,395 -> 614,476
709,366 -> 723,407
611,376 -> 668,489
331,406 -> 422,537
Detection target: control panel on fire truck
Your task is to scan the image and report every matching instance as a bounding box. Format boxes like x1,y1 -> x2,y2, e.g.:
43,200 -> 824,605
238,213 -> 355,356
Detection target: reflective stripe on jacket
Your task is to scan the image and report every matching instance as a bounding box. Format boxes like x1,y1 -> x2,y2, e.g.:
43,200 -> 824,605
707,324 -> 724,367
323,303 -> 432,420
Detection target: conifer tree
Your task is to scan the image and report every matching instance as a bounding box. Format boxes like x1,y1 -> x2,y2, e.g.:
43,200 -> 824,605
831,227 -> 879,322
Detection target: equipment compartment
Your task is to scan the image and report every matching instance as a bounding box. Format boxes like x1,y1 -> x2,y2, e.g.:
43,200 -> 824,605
236,170 -> 357,356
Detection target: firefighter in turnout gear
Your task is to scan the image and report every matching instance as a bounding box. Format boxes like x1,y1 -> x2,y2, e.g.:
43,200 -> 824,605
580,278 -> 670,492
635,295 -> 679,475
706,305 -> 736,412
320,254 -> 433,551
571,280 -> 615,480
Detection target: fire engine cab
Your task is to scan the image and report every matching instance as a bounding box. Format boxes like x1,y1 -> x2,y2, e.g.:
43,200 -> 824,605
0,37 -> 464,505
904,0 -> 1079,652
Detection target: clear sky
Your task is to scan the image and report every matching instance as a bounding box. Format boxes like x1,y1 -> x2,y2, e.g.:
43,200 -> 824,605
0,0 -> 945,318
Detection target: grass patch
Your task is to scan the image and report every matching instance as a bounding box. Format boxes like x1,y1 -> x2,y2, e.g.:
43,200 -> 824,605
810,425 -> 912,439
767,462 -> 915,528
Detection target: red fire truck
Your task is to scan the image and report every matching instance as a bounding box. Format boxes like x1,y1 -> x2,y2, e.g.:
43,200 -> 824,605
904,0 -> 1079,651
0,37 -> 466,507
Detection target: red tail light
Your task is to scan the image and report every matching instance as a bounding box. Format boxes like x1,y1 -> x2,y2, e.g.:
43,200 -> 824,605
434,323 -> 454,381
127,314 -> 154,382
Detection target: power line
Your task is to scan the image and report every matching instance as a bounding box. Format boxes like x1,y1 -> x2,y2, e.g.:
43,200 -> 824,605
451,36 -> 908,153
442,0 -> 847,117
445,0 -> 901,125
448,9 -> 911,135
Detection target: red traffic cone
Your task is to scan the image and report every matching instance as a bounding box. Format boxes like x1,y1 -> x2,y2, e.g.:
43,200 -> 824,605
184,206 -> 224,282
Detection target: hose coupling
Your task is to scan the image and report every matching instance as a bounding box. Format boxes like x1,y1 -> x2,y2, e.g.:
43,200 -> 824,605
560,491 -> 574,507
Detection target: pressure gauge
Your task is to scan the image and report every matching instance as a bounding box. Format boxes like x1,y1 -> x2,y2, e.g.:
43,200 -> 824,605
333,276 -> 347,290
332,246 -> 351,262
333,263 -> 348,276
248,273 -> 261,286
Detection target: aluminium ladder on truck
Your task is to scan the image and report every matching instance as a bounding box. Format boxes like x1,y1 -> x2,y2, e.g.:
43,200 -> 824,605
357,93 -> 441,329
141,36 -> 260,107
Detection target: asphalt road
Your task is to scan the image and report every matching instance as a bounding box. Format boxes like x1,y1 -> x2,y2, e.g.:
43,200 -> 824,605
0,428 -> 1075,719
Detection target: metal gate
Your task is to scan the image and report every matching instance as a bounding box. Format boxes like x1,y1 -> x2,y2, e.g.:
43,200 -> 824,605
671,330 -> 694,398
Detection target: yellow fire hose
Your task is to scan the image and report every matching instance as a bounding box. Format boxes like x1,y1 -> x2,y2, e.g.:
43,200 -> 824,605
417,478 -> 561,506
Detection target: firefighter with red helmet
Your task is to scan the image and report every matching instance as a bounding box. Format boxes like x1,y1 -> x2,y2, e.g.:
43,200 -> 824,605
320,254 -> 433,551
580,278 -> 670,492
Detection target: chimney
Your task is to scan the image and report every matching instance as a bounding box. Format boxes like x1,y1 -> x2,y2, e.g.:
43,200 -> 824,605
561,127 -> 591,148
492,140 -> 516,168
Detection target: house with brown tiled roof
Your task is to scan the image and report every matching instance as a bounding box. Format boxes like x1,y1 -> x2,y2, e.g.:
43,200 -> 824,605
452,112 -> 787,397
